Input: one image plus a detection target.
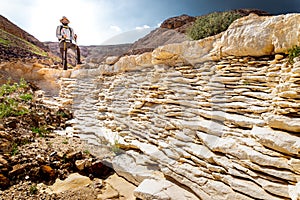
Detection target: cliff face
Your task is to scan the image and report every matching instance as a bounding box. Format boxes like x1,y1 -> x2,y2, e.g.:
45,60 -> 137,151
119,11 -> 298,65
86,13 -> 299,199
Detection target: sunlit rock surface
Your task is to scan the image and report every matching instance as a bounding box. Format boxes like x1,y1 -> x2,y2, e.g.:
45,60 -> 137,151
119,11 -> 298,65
5,13 -> 300,200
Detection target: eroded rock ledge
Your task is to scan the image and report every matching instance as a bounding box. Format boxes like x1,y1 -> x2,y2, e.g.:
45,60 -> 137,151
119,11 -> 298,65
88,13 -> 299,200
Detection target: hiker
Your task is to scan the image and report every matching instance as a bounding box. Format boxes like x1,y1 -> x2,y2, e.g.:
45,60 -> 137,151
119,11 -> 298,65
56,16 -> 82,70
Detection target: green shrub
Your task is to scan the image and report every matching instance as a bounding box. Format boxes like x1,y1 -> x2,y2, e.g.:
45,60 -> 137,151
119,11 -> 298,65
0,98 -> 29,118
29,184 -> 38,194
19,93 -> 33,101
288,45 -> 300,63
0,78 -> 27,97
187,11 -> 243,40
31,126 -> 49,137
10,143 -> 19,156
0,79 -> 32,118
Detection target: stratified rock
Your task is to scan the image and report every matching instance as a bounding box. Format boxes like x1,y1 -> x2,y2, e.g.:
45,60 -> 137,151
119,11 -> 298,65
112,151 -> 163,186
263,114 -> 300,133
134,179 -> 199,200
50,12 -> 300,200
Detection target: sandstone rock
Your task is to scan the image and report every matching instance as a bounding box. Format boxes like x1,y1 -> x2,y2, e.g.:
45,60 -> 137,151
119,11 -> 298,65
0,124 -> 4,130
223,175 -> 282,200
9,163 -> 30,178
256,178 -> 290,198
104,173 -> 136,200
152,35 -> 221,66
97,182 -> 119,200
114,55 -> 138,72
75,159 -> 86,171
217,14 -> 300,57
264,114 -> 300,133
278,91 -> 299,98
112,151 -> 163,185
47,173 -> 92,194
105,56 -> 119,65
75,158 -> 92,171
134,178 -> 199,200
251,126 -> 300,156
135,52 -> 153,67
289,182 -> 300,200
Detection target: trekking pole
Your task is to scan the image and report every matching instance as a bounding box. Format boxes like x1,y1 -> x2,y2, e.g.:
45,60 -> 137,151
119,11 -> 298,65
63,40 -> 67,70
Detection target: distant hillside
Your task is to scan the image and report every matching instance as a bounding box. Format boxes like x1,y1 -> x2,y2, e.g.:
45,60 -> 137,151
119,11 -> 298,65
101,28 -> 155,45
45,42 -> 131,64
0,15 -> 49,61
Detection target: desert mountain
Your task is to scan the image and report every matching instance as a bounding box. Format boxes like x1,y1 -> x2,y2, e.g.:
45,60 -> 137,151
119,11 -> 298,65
101,28 -> 155,45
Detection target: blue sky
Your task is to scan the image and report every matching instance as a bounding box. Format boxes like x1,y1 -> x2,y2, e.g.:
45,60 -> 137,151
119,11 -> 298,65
0,0 -> 299,45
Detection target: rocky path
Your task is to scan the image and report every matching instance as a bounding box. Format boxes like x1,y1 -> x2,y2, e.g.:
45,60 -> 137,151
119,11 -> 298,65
55,67 -> 116,149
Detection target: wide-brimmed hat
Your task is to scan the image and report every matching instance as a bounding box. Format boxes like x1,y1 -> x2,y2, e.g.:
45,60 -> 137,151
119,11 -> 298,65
60,16 -> 70,24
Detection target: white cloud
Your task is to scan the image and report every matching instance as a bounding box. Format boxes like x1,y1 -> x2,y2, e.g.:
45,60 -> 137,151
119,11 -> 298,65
110,25 -> 122,32
135,25 -> 150,30
0,0 -> 172,45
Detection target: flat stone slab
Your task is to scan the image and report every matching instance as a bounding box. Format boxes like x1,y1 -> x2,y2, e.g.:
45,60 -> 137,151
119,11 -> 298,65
134,178 -> 199,200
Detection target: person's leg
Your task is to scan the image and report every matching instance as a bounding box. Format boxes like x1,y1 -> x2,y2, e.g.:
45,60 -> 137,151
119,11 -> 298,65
70,43 -> 82,64
59,42 -> 68,70
63,42 -> 68,70
59,42 -> 64,64
76,46 -> 82,64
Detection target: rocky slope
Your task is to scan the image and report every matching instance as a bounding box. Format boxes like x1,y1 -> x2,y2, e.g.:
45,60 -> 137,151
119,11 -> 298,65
0,15 -> 49,52
0,71 -> 136,200
0,15 -> 51,63
47,13 -> 300,200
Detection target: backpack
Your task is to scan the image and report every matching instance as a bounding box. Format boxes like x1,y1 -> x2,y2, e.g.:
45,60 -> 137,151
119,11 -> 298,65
59,25 -> 73,42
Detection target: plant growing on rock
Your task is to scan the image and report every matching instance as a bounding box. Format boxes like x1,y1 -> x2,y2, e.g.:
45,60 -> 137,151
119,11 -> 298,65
31,126 -> 49,137
288,45 -> 300,63
187,11 -> 242,40
0,79 -> 31,118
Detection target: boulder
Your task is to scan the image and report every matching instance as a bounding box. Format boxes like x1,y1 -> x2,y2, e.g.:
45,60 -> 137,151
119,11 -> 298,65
46,173 -> 92,194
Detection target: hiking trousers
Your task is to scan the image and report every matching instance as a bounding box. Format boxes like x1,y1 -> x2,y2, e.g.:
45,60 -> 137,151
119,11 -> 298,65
59,41 -> 81,69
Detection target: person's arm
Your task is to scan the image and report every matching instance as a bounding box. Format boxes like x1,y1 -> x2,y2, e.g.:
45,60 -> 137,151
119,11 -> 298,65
70,27 -> 76,42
